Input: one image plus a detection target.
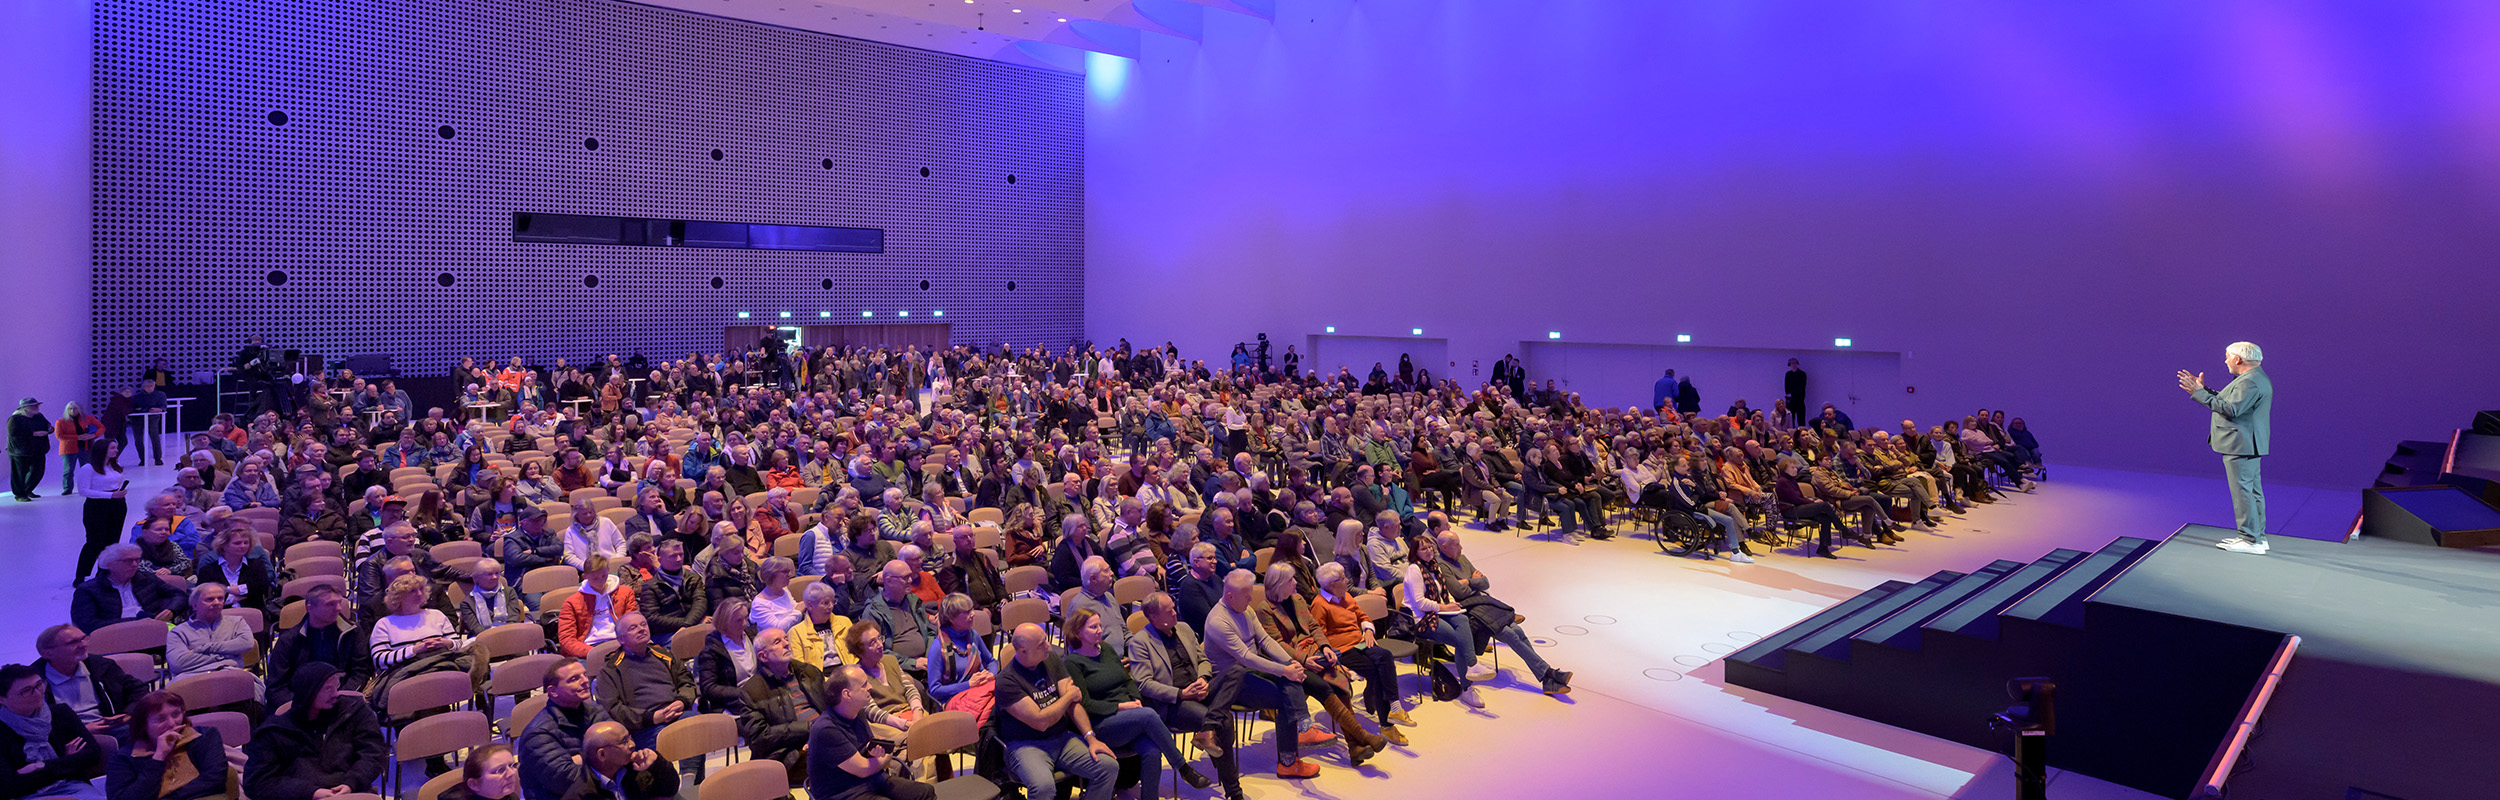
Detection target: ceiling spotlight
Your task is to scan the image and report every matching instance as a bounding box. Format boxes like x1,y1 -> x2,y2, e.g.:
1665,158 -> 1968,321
1057,17 -> 1066,21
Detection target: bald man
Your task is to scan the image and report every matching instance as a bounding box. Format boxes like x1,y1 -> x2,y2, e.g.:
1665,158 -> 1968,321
567,721 -> 676,800
1202,570 -> 1325,779
995,624 -> 1118,799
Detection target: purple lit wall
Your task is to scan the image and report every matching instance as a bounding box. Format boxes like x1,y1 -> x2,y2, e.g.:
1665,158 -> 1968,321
1087,0 -> 2500,489
0,0 -> 93,414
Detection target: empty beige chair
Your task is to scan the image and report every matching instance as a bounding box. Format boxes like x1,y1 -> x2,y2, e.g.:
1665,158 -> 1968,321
86,619 -> 167,657
165,670 -> 255,712
520,565 -> 581,594
569,487 -> 607,504
187,710 -> 251,747
903,710 -> 1000,799
966,508 -> 1003,527
1001,566 -> 1047,596
999,598 -> 1050,635
971,526 -> 1002,552
1113,575 -> 1157,606
392,710 -> 489,796
390,467 -> 431,482
476,623 -> 545,662
586,496 -> 624,513
790,487 -> 820,509
416,770 -> 463,800
287,556 -> 346,579
106,653 -> 156,686
694,759 -> 789,800
598,507 -> 635,528
771,535 -> 803,559
431,540 -> 484,563
283,540 -> 343,566
655,712 -> 738,765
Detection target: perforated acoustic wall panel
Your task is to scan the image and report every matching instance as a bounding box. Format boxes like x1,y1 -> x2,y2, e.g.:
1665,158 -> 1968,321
92,0 -> 1081,389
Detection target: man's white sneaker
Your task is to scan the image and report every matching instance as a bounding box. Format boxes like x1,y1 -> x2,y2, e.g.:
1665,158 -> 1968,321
2214,536 -> 2248,549
2219,540 -> 2269,555
1457,687 -> 1485,708
1465,663 -> 1496,681
1727,551 -> 1755,564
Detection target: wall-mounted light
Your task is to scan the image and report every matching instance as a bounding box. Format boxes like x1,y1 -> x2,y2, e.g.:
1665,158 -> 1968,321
736,311 -> 751,319
778,311 -> 791,318
1547,331 -> 1561,339
860,311 -> 873,318
898,311 -> 910,317
1412,328 -> 1423,335
933,310 -> 945,317
1834,337 -> 1854,347
1325,326 -> 1336,333
819,311 -> 831,318
1677,334 -> 1692,343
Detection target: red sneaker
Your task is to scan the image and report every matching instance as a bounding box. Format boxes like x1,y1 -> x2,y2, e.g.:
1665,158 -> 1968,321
1275,759 -> 1321,779
1296,728 -> 1339,746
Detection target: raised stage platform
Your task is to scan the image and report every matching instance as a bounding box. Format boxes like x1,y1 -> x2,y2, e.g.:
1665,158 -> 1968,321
2095,525 -> 2500,800
1727,523 -> 2500,800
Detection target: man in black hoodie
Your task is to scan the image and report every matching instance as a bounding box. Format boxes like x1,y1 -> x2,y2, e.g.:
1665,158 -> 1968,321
241,662 -> 387,800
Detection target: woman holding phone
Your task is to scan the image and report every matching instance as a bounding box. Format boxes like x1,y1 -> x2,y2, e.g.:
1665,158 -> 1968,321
74,441 -> 129,582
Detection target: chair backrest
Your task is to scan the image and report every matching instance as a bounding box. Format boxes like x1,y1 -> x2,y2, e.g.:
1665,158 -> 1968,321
416,770 -> 464,800
476,622 -> 546,661
1127,611 -> 1147,635
696,760 -> 790,800
771,534 -> 803,558
283,540 -> 344,566
904,709 -> 982,761
166,670 -> 256,710
1355,591 -> 1391,621
288,556 -> 346,579
788,574 -> 823,602
386,670 -> 477,718
281,575 -> 346,602
1000,597 -> 1051,633
670,622 -> 714,661
790,487 -> 820,510
391,467 -> 431,481
437,557 -> 485,581
277,600 -> 307,630
106,652 -> 156,684
1002,565 -> 1048,596
521,565 -> 581,594
1113,575 -> 1156,606
1254,547 -> 1275,574
536,587 -> 579,615
229,607 -> 266,635
505,695 -> 549,741
87,619 -> 168,656
431,540 -> 484,563
586,496 -> 625,513
188,710 -> 251,746
967,507 -> 1004,527
598,507 -> 635,528
972,525 -> 1003,552
741,492 -> 768,511
396,710 -> 491,762
655,712 -> 738,763
568,487 -> 607,504
488,653 -> 562,697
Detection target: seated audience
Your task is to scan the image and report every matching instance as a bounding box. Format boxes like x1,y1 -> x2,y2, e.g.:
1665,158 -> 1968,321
993,624 -> 1120,799
240,663 -> 385,800
0,663 -> 104,800
805,666 -> 934,800
102,691 -> 227,800
71,544 -> 181,633
32,626 -> 148,737
517,660 -> 600,800
556,556 -> 635,658
592,613 -> 691,751
164,585 -> 259,702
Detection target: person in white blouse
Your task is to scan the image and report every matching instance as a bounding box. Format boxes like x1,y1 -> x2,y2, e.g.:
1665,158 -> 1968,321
561,498 -> 624,571
72,442 -> 129,584
748,557 -> 803,633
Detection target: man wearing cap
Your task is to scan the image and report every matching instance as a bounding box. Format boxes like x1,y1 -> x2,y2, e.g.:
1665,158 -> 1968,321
9,398 -> 52,502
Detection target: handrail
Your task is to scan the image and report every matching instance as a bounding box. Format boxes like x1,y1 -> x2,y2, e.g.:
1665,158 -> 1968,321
2443,428 -> 2463,476
2196,634 -> 2300,798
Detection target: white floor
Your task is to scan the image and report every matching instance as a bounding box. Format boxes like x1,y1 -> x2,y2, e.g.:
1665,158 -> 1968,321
0,455 -> 2360,799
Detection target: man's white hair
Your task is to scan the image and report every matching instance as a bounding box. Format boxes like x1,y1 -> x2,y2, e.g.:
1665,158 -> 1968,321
2227,341 -> 2263,364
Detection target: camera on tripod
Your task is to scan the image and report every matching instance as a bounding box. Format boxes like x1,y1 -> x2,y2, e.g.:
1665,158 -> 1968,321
1990,677 -> 2057,734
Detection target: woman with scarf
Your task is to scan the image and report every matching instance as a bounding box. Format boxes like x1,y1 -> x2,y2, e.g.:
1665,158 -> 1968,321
0,663 -> 103,800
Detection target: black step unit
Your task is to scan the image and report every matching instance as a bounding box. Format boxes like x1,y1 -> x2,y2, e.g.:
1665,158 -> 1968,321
2004,537 -> 2157,630
1923,548 -> 2088,648
1783,571 -> 1963,709
1723,580 -> 1909,697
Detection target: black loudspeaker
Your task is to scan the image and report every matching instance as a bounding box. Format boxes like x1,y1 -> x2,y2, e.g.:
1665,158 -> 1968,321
2474,410 -> 2500,436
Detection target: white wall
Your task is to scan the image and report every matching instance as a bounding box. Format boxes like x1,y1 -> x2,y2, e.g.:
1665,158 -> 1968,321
1087,0 -> 2500,489
0,0 -> 94,415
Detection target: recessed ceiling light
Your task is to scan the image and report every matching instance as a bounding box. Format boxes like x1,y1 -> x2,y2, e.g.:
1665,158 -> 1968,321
1057,17 -> 1066,21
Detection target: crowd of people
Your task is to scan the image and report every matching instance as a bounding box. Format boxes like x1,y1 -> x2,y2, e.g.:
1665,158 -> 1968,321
11,338 -> 2045,800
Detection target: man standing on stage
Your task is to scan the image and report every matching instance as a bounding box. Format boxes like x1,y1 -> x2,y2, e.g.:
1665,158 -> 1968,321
2178,342 -> 2273,555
